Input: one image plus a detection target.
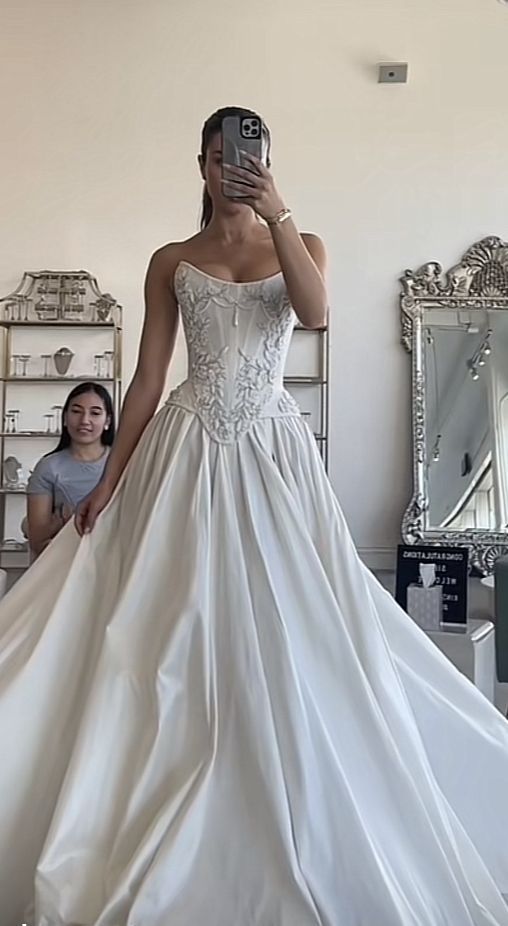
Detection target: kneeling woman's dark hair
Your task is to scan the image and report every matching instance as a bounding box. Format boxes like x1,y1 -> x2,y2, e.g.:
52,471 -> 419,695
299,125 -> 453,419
50,382 -> 116,454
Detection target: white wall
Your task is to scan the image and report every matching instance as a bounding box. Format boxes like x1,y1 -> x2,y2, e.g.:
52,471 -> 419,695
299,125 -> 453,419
1,0 -> 508,565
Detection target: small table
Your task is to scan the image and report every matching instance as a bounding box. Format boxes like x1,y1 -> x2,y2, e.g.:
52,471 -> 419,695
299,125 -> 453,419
427,618 -> 495,703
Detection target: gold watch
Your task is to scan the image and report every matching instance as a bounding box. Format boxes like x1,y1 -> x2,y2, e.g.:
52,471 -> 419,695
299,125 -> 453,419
266,207 -> 292,227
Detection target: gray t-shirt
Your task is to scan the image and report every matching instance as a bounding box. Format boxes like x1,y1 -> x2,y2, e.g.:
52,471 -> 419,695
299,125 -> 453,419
27,447 -> 109,512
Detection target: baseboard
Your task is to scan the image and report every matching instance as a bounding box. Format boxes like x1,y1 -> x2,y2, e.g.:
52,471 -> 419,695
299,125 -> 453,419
357,547 -> 397,572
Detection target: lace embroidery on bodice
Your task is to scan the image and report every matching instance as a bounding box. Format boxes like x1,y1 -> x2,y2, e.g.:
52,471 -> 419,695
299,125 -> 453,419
166,262 -> 301,443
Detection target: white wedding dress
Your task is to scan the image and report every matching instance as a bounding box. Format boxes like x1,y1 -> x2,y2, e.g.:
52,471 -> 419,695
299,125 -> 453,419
1,260 -> 508,926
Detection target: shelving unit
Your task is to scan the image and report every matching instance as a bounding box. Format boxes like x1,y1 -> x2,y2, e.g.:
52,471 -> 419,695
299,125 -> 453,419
5,376 -> 115,384
284,323 -> 329,470
0,270 -> 122,574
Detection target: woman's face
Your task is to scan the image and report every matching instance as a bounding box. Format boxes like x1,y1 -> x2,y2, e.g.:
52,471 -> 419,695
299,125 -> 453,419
64,392 -> 110,446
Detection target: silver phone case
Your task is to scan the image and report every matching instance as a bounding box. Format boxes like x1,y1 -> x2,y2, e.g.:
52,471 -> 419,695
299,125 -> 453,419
222,115 -> 265,198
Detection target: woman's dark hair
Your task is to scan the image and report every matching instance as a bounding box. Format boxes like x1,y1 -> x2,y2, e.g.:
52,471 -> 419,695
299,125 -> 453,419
200,105 -> 272,229
49,382 -> 116,454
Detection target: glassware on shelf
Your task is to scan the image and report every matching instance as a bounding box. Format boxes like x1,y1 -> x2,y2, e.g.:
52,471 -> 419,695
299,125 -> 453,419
52,405 -> 63,433
11,299 -> 21,322
8,410 -> 20,433
4,301 -> 16,322
4,412 -> 14,434
94,354 -> 105,378
103,351 -> 114,379
10,355 -> 21,378
4,297 -> 28,322
44,413 -> 55,434
40,354 -> 52,377
17,466 -> 29,489
19,355 -> 31,377
15,298 -> 30,322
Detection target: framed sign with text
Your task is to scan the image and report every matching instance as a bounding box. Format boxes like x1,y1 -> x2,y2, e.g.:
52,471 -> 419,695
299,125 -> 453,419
395,544 -> 469,627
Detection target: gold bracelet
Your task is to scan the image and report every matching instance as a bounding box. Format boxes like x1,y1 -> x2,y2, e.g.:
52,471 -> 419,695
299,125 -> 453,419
266,207 -> 292,227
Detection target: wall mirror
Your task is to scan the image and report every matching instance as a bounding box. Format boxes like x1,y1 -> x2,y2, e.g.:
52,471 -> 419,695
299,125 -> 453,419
400,236 -> 508,574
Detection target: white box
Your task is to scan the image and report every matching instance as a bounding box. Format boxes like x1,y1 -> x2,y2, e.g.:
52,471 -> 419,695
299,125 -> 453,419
427,619 -> 495,703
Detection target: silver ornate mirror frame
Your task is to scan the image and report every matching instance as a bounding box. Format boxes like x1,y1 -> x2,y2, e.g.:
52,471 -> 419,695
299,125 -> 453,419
400,236 -> 508,575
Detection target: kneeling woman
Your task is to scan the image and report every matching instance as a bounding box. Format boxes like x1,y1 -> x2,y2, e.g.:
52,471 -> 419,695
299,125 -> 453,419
26,382 -> 115,557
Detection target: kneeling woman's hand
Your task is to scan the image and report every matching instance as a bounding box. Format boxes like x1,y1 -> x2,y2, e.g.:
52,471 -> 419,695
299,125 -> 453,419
75,480 -> 114,536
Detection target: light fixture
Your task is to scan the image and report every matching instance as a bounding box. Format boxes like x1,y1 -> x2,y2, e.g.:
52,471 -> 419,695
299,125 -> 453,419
467,328 -> 492,379
468,359 -> 480,381
461,453 -> 472,478
482,329 -> 492,355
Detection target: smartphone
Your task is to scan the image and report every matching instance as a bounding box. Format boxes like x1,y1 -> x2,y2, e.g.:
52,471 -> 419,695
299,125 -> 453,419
222,115 -> 267,198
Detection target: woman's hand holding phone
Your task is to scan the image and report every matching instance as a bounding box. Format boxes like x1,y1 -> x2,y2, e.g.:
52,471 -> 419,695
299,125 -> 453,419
222,152 -> 285,223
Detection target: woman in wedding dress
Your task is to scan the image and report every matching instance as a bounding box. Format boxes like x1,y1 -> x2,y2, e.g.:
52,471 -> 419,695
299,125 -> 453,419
1,106 -> 508,926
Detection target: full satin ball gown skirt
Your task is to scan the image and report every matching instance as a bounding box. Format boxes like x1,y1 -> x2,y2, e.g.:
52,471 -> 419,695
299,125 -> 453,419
0,262 -> 507,925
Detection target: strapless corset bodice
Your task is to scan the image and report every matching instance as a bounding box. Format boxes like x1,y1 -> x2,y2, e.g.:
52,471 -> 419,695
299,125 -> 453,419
166,262 -> 300,443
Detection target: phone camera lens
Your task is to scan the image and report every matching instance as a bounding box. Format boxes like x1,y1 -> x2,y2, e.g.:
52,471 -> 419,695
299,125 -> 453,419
241,118 -> 260,139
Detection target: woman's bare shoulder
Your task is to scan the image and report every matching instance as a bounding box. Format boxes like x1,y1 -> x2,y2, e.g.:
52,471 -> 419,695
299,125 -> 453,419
152,234 -> 203,262
301,232 -> 325,252
147,235 -> 204,281
301,233 -> 327,273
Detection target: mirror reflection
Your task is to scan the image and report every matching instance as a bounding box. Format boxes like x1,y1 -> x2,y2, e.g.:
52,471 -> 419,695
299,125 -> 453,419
424,307 -> 508,531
